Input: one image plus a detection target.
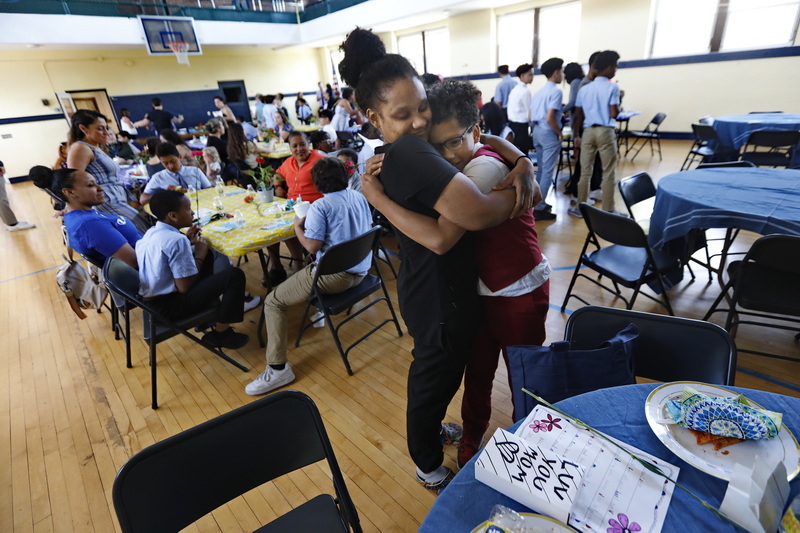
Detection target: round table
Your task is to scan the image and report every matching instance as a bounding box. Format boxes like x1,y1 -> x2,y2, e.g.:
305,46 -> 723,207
419,383 -> 800,533
647,168 -> 800,250
713,113 -> 800,163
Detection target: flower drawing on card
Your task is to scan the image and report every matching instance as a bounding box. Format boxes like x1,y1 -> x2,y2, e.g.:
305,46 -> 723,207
541,413 -> 562,431
607,513 -> 641,533
530,420 -> 546,432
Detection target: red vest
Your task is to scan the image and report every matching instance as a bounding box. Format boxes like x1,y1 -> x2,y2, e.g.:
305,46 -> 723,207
472,146 -> 543,292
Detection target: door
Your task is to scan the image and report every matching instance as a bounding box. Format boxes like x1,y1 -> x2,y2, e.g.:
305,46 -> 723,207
66,89 -> 119,132
217,80 -> 251,123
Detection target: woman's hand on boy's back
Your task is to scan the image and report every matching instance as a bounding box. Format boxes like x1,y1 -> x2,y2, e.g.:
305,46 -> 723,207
493,156 -> 540,217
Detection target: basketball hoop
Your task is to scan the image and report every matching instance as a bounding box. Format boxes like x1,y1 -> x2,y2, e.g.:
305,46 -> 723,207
167,40 -> 190,65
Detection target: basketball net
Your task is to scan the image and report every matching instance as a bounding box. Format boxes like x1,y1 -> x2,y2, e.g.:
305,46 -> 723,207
167,40 -> 190,66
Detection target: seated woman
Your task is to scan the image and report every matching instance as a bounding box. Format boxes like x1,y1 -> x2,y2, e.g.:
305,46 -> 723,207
159,129 -> 197,168
143,137 -> 165,177
54,141 -> 68,170
140,142 -> 211,205
66,109 -> 151,234
205,118 -> 229,164
273,110 -> 294,143
30,165 -> 140,269
226,122 -> 258,172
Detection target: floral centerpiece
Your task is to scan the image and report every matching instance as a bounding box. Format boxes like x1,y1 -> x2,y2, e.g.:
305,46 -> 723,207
259,128 -> 278,142
253,159 -> 277,192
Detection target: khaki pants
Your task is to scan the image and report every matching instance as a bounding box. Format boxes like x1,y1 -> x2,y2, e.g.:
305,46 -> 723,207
264,264 -> 364,365
0,179 -> 19,226
578,126 -> 617,211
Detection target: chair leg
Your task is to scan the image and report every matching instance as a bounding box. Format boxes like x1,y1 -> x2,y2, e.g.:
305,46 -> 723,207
149,319 -> 158,410
124,306 -> 132,368
703,279 -> 733,321
560,263 -> 583,312
324,310 -> 354,376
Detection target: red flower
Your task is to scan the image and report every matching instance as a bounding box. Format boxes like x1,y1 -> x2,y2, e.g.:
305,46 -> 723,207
345,161 -> 356,176
244,195 -> 254,203
256,157 -> 265,165
191,150 -> 203,157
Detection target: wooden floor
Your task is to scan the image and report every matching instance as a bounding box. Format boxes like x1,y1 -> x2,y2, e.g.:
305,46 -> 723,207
2,140 -> 798,532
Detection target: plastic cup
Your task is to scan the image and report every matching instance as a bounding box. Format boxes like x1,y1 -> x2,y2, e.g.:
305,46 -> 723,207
293,201 -> 311,218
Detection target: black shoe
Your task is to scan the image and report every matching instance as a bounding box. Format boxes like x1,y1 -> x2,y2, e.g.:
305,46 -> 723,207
203,327 -> 249,349
533,209 -> 557,221
268,267 -> 288,287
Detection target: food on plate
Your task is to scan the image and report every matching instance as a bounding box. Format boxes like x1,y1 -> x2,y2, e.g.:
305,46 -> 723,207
667,387 -> 782,442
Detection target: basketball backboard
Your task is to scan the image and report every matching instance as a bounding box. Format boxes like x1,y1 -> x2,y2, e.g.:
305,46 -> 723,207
138,16 -> 202,56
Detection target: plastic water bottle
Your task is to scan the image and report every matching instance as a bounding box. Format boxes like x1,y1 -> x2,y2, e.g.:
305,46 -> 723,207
780,494 -> 800,533
216,180 -> 225,196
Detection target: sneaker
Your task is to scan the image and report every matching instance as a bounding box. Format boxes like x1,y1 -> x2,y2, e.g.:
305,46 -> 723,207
533,209 -> 556,221
6,221 -> 35,232
567,206 -> 583,218
589,189 -> 603,201
440,422 -> 463,446
415,466 -> 455,496
311,310 -> 325,328
245,364 -> 296,395
203,327 -> 249,349
457,435 -> 486,469
243,294 -> 261,313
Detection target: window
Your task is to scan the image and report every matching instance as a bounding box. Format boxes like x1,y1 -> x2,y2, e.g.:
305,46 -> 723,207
650,0 -> 800,58
497,2 -> 581,68
397,28 -> 451,77
721,0 -> 800,51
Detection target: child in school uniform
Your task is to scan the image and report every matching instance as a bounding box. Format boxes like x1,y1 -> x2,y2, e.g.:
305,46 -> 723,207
136,189 -> 250,349
140,142 -> 211,205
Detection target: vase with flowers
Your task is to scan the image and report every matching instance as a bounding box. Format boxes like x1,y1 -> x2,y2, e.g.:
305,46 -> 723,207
253,158 -> 276,203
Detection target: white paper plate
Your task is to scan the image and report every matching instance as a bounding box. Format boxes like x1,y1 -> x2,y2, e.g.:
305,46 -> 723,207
645,381 -> 800,481
470,513 -> 576,533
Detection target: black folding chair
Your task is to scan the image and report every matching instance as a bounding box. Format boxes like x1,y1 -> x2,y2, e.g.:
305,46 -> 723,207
561,203 -> 680,315
680,123 -> 718,171
703,234 -> 800,362
113,390 -> 362,533
740,129 -> 800,168
627,112 -> 667,161
336,131 -> 364,151
103,257 -> 248,409
294,226 -> 403,375
566,306 -> 737,385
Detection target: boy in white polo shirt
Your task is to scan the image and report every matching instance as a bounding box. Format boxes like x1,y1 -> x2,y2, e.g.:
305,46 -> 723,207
136,189 -> 249,349
571,50 -> 621,216
140,142 -> 211,205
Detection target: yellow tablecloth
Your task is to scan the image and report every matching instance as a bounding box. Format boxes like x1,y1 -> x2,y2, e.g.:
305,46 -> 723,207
295,124 -> 321,132
193,186 -> 296,257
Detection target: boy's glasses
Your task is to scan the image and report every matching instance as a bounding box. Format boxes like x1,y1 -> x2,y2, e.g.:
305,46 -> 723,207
431,125 -> 475,153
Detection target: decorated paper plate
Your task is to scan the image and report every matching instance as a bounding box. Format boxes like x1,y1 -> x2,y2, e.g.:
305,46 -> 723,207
645,382 -> 800,481
470,513 -> 577,533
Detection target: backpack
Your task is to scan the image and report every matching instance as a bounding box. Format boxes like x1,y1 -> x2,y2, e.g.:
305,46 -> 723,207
56,235 -> 108,319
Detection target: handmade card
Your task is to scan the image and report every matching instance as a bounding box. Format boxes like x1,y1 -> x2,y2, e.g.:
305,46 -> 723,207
513,406 -> 679,533
474,428 -> 585,523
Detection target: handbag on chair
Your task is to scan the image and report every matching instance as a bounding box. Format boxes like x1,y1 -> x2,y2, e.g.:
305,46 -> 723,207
506,323 -> 639,418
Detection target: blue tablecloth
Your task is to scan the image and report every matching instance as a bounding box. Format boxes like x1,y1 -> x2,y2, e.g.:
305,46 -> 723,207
419,383 -> 800,532
648,168 -> 800,250
712,113 -> 800,165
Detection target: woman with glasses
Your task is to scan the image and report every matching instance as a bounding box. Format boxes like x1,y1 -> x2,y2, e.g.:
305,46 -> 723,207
339,27 -> 539,495
363,79 -> 550,471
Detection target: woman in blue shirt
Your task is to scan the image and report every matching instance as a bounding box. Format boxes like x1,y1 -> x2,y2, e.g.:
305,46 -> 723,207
30,166 -> 140,269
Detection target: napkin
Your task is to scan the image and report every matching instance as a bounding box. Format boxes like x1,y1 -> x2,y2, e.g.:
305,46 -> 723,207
666,387 -> 782,440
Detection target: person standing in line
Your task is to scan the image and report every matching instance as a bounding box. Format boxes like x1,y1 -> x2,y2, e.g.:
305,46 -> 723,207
135,97 -> 184,136
506,63 -> 534,155
571,50 -> 621,217
530,57 -> 564,221
0,161 -> 35,231
567,52 -> 604,203
493,65 -> 517,121
254,93 -> 264,127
